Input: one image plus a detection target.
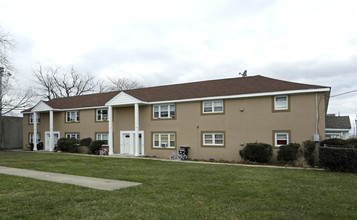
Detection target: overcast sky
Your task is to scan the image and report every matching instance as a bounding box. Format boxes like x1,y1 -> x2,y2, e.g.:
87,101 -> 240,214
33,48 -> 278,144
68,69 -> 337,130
0,0 -> 356,132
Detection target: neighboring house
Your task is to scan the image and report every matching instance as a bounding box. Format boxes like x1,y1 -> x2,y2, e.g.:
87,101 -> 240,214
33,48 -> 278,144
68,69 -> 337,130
0,116 -> 23,149
325,114 -> 351,139
22,75 -> 330,161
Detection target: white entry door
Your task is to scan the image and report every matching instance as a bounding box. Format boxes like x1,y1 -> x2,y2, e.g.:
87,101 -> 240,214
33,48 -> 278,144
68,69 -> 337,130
123,133 -> 132,154
45,131 -> 60,151
120,131 -> 144,155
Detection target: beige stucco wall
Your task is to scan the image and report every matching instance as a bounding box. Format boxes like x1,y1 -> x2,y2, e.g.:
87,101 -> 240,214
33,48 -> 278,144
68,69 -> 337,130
23,109 -> 108,151
138,92 -> 326,162
23,92 -> 327,162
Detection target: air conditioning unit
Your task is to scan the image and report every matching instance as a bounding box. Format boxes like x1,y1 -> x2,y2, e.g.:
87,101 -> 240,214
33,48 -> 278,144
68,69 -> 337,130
161,143 -> 168,148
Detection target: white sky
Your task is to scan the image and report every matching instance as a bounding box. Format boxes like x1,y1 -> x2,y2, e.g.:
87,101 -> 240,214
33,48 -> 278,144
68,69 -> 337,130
1,0 -> 357,133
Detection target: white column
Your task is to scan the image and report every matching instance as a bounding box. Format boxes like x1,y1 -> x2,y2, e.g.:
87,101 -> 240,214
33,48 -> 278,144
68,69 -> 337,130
108,106 -> 114,155
134,103 -> 139,156
33,112 -> 38,151
49,110 -> 54,151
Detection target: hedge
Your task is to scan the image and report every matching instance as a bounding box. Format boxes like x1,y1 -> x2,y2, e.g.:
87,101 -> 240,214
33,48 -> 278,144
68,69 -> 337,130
319,146 -> 357,173
239,143 -> 273,163
303,140 -> 315,166
79,137 -> 92,147
56,138 -> 78,153
88,140 -> 105,155
319,138 -> 347,147
277,143 -> 300,162
347,138 -> 357,147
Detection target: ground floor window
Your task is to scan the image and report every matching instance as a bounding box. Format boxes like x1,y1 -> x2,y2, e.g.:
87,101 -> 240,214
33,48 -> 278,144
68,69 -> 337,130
96,133 -> 109,145
274,131 -> 290,147
153,133 -> 175,148
202,132 -> 224,146
66,133 -> 80,144
29,133 -> 40,144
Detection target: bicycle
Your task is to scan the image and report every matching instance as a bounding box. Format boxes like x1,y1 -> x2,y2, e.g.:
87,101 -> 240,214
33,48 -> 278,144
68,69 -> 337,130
169,152 -> 188,160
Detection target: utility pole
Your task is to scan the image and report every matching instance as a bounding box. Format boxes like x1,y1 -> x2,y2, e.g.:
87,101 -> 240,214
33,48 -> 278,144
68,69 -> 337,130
355,116 -> 357,137
0,67 -> 4,148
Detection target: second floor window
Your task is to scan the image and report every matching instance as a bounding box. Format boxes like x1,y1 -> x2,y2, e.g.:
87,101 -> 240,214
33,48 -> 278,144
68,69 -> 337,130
153,104 -> 175,119
96,109 -> 108,121
203,100 -> 223,113
66,111 -> 79,122
29,113 -> 40,124
274,96 -> 289,111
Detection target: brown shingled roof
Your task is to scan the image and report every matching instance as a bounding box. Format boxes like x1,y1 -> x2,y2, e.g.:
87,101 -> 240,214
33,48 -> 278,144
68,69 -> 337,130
125,75 -> 328,102
24,75 -> 329,112
43,91 -> 120,109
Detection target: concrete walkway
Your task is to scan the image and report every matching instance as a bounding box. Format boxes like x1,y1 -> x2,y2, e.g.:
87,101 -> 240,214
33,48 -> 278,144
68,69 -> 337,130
0,166 -> 141,191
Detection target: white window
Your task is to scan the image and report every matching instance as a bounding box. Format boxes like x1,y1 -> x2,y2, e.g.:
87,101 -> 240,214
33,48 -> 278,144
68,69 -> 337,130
274,96 -> 288,110
29,133 -> 40,144
153,133 -> 175,148
66,111 -> 79,122
66,133 -> 80,140
96,109 -> 108,121
153,104 -> 175,119
96,133 -> 109,145
29,113 -> 40,124
203,100 -> 223,113
274,132 -> 289,147
203,132 -> 224,146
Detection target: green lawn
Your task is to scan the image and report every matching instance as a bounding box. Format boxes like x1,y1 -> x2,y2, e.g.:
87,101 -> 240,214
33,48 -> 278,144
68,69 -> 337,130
0,151 -> 356,219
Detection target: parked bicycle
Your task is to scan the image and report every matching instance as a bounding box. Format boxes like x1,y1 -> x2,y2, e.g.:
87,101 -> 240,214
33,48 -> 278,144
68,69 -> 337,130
169,152 -> 188,160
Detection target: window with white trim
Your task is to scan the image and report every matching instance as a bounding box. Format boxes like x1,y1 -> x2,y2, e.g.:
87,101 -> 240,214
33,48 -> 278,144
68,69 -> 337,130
203,132 -> 224,146
96,109 -> 108,121
153,104 -> 175,119
153,133 -> 175,148
203,100 -> 223,113
29,133 -> 40,144
96,133 -> 109,145
274,96 -> 288,111
66,133 -> 80,141
29,113 -> 40,124
66,111 -> 79,122
274,132 -> 289,147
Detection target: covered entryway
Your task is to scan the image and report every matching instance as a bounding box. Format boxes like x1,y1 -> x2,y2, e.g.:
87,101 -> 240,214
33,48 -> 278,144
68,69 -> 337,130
120,131 -> 144,155
45,131 -> 60,151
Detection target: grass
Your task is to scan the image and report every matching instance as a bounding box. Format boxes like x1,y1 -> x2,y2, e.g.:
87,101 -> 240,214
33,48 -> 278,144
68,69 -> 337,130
0,151 -> 356,219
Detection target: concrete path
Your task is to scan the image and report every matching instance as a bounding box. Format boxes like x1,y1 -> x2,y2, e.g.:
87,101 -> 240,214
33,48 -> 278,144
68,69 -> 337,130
0,166 -> 142,191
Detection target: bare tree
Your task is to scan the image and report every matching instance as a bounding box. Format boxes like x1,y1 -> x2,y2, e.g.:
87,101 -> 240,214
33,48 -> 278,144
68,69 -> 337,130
107,76 -> 143,91
0,27 -> 34,116
33,64 -> 99,100
1,74 -> 34,115
0,29 -> 15,73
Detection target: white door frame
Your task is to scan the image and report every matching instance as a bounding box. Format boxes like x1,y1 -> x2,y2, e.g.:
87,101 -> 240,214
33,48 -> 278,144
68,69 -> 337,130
120,130 -> 144,155
44,131 -> 60,151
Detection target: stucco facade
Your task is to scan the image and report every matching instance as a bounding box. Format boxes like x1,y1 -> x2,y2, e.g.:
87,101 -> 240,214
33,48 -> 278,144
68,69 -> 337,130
23,90 -> 328,162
